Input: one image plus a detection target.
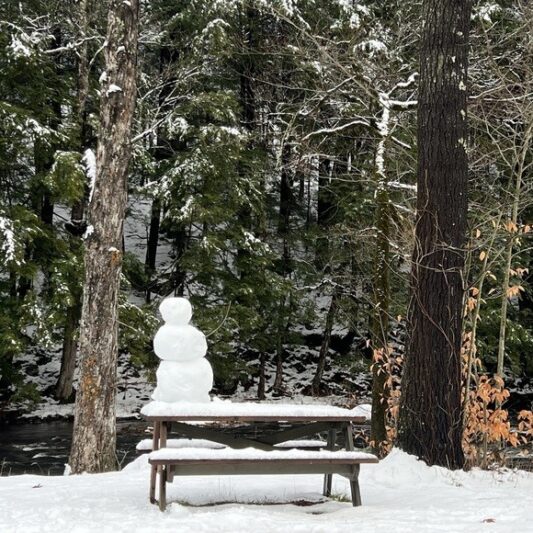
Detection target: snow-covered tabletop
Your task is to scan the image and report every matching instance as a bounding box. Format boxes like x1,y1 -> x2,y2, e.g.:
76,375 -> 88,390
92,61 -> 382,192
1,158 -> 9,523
141,400 -> 371,422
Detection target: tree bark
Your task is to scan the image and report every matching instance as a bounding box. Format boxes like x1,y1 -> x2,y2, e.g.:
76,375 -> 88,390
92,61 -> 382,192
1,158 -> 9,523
69,0 -> 139,474
397,0 -> 472,469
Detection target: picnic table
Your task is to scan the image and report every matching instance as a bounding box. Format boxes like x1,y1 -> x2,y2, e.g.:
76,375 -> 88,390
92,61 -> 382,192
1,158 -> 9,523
141,400 -> 377,511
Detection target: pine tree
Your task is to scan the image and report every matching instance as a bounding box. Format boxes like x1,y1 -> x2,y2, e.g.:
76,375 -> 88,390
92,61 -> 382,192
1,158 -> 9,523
397,0 -> 472,468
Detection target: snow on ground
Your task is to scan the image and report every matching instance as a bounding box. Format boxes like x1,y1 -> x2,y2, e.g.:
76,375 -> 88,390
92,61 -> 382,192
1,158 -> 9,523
0,449 -> 531,533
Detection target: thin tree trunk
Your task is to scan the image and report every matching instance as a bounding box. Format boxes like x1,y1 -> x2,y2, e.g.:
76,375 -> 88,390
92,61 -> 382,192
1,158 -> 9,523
398,0 -> 472,469
56,304 -> 81,402
145,197 -> 161,301
69,0 -> 139,474
279,142 -> 292,275
56,0 -> 91,402
258,352 -> 266,400
315,158 -> 333,270
496,120 -> 533,377
370,186 -> 390,457
311,289 -> 340,395
462,215 -> 502,423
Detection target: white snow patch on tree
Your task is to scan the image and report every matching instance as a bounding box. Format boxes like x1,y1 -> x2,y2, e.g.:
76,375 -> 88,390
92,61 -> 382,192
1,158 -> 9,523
106,84 -> 123,96
355,39 -> 388,57
84,224 -> 94,240
0,216 -> 17,264
83,149 -> 97,203
9,36 -> 32,58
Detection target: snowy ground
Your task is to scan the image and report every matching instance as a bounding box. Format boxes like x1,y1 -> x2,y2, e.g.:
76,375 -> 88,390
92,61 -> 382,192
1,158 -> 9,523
1,449 -> 531,533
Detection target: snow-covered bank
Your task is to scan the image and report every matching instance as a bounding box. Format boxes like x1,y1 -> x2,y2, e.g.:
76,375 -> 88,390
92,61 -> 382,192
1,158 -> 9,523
1,449 -> 531,533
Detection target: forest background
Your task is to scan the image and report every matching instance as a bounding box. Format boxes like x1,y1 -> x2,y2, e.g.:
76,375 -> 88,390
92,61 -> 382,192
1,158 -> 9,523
0,0 -> 531,460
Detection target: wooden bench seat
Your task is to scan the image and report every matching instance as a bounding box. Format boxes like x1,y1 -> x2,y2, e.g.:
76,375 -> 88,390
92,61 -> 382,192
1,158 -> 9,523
148,447 -> 378,511
136,438 -> 225,452
137,438 -> 327,452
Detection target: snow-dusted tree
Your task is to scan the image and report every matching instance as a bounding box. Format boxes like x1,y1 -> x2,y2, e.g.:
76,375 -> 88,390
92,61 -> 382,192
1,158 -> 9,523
70,0 -> 139,473
398,0 -> 472,468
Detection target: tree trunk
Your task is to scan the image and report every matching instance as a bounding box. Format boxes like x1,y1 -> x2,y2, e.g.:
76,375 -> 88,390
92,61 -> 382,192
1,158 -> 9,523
311,289 -> 340,395
370,186 -> 390,457
316,158 -> 333,270
145,197 -> 161,301
397,0 -> 472,469
258,352 -> 266,400
56,303 -> 81,402
69,0 -> 139,474
56,0 -> 91,402
145,44 -> 179,301
496,120 -> 532,377
279,142 -> 293,275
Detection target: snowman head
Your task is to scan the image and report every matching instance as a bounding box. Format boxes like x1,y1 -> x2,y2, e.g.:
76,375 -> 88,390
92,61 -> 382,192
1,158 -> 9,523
159,297 -> 192,325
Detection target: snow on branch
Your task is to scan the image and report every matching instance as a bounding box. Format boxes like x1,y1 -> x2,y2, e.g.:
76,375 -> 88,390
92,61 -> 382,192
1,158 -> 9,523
301,119 -> 370,141
0,216 -> 17,264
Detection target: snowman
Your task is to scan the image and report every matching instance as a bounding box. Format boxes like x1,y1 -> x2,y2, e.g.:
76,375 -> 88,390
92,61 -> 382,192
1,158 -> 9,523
151,297 -> 213,403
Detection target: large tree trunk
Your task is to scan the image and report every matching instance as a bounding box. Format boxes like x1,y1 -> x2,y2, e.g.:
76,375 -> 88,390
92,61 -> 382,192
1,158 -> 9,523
69,0 -> 139,474
397,0 -> 471,469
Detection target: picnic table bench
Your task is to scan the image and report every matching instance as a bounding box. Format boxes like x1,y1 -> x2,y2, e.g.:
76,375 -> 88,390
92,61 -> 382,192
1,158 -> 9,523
141,400 -> 377,511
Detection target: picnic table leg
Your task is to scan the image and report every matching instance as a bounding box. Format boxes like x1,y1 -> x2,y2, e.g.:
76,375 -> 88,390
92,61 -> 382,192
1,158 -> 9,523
322,428 -> 336,497
160,421 -> 168,448
349,465 -> 362,507
158,465 -> 167,512
343,423 -> 362,506
149,421 -> 161,504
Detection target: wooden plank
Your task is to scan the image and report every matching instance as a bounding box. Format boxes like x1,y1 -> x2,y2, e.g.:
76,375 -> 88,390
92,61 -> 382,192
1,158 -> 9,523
149,457 -> 378,467
259,422 -> 337,445
169,462 -> 359,478
144,415 -> 366,423
170,422 -> 276,451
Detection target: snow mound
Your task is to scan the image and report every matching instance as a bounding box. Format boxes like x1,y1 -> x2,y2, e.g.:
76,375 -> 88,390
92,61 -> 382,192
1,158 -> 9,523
1,448 -> 532,532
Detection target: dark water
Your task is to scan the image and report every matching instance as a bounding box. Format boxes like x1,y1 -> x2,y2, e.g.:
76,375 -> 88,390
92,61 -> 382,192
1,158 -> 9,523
0,420 -> 148,476
0,419 -> 371,476
2,419 -> 529,475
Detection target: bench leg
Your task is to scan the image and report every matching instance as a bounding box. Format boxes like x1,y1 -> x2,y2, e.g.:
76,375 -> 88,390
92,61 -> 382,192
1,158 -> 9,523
349,465 -> 361,507
149,465 -> 157,504
158,465 -> 167,511
323,428 -> 336,497
160,421 -> 168,448
343,424 -> 362,506
149,422 -> 161,504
